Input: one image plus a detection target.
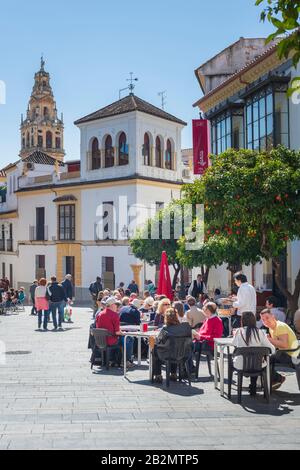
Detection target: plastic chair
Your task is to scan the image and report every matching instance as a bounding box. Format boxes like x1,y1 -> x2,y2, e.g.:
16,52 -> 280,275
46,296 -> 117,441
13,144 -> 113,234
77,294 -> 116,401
228,347 -> 272,404
154,336 -> 193,388
90,328 -> 121,370
281,344 -> 300,391
194,340 -> 216,379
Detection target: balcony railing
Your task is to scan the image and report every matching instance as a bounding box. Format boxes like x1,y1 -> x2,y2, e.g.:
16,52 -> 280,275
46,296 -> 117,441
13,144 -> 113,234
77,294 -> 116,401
29,226 -> 49,242
6,239 -> 13,252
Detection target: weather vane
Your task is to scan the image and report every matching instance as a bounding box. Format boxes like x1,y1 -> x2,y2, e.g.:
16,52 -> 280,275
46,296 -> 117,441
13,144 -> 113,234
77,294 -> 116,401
158,90 -> 167,110
119,73 -> 139,99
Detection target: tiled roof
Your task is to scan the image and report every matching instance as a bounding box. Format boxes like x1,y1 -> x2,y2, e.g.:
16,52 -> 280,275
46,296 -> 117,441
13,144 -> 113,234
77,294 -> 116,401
0,170 -> 6,177
23,151 -> 65,166
193,41 -> 280,107
74,94 -> 187,126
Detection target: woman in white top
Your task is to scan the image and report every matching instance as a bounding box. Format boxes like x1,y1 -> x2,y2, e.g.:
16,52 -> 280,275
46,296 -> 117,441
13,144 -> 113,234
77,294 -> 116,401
232,311 -> 275,396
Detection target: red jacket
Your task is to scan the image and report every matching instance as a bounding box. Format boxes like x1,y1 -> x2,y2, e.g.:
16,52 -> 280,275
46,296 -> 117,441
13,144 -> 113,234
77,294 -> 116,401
96,308 -> 120,346
197,315 -> 223,350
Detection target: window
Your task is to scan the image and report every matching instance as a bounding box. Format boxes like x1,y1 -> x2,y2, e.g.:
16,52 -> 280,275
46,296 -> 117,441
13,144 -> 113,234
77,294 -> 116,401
44,107 -> 49,117
118,132 -> 129,166
65,256 -> 75,281
165,139 -> 173,170
103,201 -> 115,240
26,132 -> 30,148
105,135 -> 114,168
91,138 -> 101,170
46,131 -> 53,149
211,112 -> 232,155
31,135 -> 34,147
2,262 -> 5,278
35,255 -> 46,280
155,137 -> 162,168
58,205 -> 75,241
246,88 -> 274,151
143,133 -> 151,166
275,90 -> 289,147
38,135 -> 43,148
55,137 -> 61,149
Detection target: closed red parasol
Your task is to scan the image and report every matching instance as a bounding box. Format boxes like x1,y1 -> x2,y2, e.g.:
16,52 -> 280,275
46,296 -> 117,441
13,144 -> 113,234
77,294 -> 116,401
157,251 -> 173,301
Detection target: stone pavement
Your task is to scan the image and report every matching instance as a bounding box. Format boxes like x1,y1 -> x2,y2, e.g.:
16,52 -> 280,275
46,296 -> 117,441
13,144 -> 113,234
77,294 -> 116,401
0,307 -> 299,450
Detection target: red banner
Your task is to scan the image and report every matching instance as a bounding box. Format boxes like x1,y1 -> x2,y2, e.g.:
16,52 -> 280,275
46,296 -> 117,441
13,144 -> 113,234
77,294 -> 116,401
193,119 -> 210,175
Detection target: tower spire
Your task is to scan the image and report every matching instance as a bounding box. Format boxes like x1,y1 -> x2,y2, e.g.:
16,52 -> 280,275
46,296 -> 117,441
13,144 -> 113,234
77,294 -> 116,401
40,54 -> 45,72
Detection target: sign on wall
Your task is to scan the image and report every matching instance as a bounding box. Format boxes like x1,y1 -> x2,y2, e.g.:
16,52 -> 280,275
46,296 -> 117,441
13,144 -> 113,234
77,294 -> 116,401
192,119 -> 210,175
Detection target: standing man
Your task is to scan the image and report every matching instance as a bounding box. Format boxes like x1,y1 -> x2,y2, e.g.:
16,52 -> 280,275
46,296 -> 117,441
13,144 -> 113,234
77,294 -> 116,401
128,280 -> 139,296
62,274 -> 74,323
188,274 -> 207,299
232,272 -> 257,329
47,276 -> 67,331
89,277 -> 103,317
29,280 -> 38,316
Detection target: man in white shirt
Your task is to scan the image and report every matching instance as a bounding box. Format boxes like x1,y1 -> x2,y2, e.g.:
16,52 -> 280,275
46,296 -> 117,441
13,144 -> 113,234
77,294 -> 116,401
232,273 -> 257,328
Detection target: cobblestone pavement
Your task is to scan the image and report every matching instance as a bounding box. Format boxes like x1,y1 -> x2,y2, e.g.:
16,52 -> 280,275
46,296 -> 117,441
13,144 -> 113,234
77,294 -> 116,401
0,307 -> 299,450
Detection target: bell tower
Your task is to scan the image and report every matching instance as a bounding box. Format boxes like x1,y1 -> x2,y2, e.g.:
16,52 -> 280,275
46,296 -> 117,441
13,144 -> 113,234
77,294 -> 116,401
20,57 -> 65,161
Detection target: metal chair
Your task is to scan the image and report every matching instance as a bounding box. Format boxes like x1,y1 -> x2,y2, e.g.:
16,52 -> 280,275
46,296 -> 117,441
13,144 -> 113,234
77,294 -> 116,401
228,347 -> 272,404
90,328 -> 121,371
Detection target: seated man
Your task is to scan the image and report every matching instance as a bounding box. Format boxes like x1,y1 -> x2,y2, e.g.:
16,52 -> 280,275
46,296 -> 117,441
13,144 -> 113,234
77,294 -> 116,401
96,296 -> 135,369
266,296 -> 286,323
260,309 -> 299,390
194,302 -> 223,355
119,299 -> 142,326
186,296 -> 206,329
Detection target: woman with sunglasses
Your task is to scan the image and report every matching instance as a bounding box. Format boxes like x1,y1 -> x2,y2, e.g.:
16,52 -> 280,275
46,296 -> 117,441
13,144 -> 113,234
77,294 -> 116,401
154,298 -> 172,328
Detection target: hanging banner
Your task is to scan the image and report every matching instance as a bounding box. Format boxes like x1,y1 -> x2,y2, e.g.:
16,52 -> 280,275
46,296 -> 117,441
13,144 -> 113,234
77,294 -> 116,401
193,119 -> 210,175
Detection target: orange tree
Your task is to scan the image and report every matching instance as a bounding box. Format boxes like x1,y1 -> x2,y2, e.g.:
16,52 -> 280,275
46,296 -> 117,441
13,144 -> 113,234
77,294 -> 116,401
179,147 -> 300,314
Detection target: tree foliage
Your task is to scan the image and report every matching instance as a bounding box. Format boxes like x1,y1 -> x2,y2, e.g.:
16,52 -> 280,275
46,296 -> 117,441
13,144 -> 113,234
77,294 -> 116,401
256,0 -> 300,95
180,147 -> 300,312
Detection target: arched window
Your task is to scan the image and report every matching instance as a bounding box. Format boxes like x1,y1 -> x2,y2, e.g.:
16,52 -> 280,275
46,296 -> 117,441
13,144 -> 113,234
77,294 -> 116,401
22,137 -> 25,149
26,132 -> 30,148
31,135 -> 34,147
91,138 -> 101,170
46,131 -> 53,149
44,107 -> 49,117
165,139 -> 173,170
55,137 -> 61,150
105,136 -> 114,168
38,135 -> 43,148
118,132 -> 129,166
155,136 -> 162,168
143,133 -> 151,166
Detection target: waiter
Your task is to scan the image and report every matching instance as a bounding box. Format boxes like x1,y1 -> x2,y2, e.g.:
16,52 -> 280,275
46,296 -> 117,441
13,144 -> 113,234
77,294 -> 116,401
188,274 -> 207,299
231,272 -> 257,328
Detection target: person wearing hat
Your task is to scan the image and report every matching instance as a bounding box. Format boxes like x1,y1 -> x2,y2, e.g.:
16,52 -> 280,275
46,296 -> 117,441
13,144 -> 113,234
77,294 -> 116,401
140,297 -> 155,322
96,296 -> 135,369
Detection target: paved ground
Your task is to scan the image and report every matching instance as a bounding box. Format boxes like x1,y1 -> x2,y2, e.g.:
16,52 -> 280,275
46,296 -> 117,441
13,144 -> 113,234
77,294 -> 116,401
0,307 -> 299,450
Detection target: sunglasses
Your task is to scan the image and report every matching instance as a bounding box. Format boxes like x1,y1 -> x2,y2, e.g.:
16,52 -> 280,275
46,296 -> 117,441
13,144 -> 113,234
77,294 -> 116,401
163,303 -> 171,306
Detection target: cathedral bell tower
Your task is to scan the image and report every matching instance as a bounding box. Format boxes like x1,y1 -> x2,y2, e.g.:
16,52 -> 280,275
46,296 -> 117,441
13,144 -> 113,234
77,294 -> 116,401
20,57 -> 65,161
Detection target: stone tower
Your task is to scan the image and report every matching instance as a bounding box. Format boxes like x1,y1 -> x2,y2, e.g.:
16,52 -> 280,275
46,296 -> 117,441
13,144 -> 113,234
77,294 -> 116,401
20,57 -> 65,161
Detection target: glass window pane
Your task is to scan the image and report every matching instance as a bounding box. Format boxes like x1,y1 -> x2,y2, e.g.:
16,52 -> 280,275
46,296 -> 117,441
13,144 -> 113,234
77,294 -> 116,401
247,105 -> 252,124
259,118 -> 266,138
260,136 -> 267,150
259,98 -> 266,117
247,125 -> 252,144
253,101 -> 259,122
266,93 -> 273,114
253,140 -> 259,150
253,121 -> 259,141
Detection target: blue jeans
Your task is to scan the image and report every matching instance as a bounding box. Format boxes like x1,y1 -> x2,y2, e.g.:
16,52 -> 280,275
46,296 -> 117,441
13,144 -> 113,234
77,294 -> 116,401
38,310 -> 49,330
50,302 -> 64,328
119,337 -> 134,362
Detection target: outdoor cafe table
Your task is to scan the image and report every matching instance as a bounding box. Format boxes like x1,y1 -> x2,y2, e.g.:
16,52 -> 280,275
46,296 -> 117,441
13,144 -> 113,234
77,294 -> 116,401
120,326 -> 160,379
214,337 -> 271,398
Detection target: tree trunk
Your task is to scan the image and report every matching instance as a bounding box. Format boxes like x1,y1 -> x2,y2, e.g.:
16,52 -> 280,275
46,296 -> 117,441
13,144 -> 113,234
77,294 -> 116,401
201,266 -> 210,286
273,260 -> 300,316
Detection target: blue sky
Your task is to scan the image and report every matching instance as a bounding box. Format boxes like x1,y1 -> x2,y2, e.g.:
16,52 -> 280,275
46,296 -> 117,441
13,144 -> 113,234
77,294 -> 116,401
0,0 -> 273,167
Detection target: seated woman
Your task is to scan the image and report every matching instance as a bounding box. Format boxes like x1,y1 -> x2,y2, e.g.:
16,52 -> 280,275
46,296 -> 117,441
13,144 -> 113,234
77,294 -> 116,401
152,308 -> 192,384
232,311 -> 275,396
154,299 -> 171,328
193,302 -> 223,355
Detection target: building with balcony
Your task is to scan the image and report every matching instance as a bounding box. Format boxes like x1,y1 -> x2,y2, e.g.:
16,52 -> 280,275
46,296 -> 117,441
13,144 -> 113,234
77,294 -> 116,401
0,62 -> 187,300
